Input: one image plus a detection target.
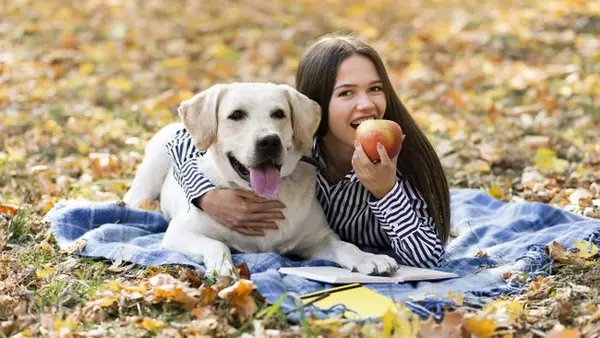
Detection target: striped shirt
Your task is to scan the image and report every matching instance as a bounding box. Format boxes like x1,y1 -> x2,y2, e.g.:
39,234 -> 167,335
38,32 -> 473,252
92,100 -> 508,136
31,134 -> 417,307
165,128 -> 444,268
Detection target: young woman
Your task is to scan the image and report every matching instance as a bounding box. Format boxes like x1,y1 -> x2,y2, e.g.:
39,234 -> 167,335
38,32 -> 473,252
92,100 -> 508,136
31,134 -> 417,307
166,33 -> 451,268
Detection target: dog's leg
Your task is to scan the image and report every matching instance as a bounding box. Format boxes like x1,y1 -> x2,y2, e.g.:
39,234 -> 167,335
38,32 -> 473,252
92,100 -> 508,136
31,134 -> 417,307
124,123 -> 182,208
304,233 -> 398,276
160,214 -> 234,277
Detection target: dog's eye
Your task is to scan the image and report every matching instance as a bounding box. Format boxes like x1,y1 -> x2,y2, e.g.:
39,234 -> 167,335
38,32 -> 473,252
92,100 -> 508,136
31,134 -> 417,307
271,109 -> 286,119
228,109 -> 247,121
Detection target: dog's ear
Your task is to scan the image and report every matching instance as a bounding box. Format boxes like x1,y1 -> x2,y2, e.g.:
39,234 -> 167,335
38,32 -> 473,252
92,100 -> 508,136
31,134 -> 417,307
279,84 -> 321,155
178,84 -> 227,151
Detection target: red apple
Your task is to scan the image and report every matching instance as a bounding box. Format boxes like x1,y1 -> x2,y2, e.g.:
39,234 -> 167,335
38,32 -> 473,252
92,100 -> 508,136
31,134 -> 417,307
355,119 -> 404,161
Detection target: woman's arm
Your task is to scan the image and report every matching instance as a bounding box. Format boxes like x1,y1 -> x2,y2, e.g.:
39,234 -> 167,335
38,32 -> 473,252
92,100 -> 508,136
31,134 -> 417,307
165,128 -> 216,207
367,177 -> 445,268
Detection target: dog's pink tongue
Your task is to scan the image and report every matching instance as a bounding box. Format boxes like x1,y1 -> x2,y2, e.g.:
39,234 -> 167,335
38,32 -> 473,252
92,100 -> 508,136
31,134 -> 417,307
249,167 -> 281,197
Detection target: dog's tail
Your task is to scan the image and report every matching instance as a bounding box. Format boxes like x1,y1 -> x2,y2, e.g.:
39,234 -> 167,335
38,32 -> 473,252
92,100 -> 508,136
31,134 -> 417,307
123,123 -> 182,208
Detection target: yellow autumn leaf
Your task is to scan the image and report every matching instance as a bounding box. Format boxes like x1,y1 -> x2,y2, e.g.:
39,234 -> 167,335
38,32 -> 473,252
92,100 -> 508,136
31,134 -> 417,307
178,90 -> 193,101
484,299 -> 524,320
463,315 -> 496,338
207,43 -> 239,60
381,306 -> 420,338
488,186 -> 504,200
53,316 -> 77,334
448,291 -> 464,306
472,160 -> 491,173
0,204 -> 18,216
140,318 -> 165,333
96,294 -> 119,307
161,57 -> 188,69
78,62 -> 95,75
36,267 -> 56,279
573,240 -> 599,259
534,148 -> 569,173
106,77 -> 133,92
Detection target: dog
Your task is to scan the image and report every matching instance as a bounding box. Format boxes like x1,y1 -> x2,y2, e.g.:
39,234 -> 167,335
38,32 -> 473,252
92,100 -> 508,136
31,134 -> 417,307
124,83 -> 398,277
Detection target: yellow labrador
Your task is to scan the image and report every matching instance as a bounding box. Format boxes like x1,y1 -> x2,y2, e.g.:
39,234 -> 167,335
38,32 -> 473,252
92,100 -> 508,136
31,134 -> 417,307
125,83 -> 398,276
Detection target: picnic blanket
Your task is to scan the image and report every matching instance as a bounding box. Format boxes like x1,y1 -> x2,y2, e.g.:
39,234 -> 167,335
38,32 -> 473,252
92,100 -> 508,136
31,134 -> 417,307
46,188 -> 600,322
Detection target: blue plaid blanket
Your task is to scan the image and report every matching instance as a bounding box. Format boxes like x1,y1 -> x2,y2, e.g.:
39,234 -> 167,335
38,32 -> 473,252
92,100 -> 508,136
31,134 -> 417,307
47,189 -> 600,322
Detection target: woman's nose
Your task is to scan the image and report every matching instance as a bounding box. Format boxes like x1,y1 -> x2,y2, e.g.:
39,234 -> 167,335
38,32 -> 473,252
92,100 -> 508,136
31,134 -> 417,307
356,94 -> 375,111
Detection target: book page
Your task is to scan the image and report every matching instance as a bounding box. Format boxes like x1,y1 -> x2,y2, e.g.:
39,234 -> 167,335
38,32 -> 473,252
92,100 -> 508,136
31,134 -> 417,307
279,266 -> 458,284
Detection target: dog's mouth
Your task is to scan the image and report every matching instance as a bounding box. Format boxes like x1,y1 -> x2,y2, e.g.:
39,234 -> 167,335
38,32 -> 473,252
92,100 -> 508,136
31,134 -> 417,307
228,153 -> 282,198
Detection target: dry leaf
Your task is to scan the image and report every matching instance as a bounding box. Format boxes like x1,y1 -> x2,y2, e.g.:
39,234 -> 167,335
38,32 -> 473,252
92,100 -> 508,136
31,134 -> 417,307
382,306 -> 420,338
488,186 -> 505,200
218,279 -> 258,322
35,267 -> 56,280
140,318 -> 165,333
0,204 -> 18,216
479,143 -> 504,164
546,241 -> 572,264
419,311 -> 465,338
572,240 -> 599,259
462,314 -> 496,338
534,148 -> 569,173
89,153 -> 120,179
66,238 -> 88,254
235,263 -> 251,280
547,323 -> 581,338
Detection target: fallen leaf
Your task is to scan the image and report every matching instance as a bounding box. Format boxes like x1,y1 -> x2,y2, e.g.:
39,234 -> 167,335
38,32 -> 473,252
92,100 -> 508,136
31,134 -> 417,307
218,279 -> 258,322
382,305 -> 420,338
89,153 -> 120,179
462,314 -> 496,338
140,318 -> 165,333
572,240 -> 599,259
488,186 -> 504,200
235,263 -> 251,280
66,238 -> 88,254
534,148 -> 569,173
547,323 -> 581,338
484,299 -> 524,320
0,204 -> 18,216
546,241 -> 572,264
419,311 -> 464,338
35,267 -> 56,280
448,291 -> 464,306
479,142 -> 503,164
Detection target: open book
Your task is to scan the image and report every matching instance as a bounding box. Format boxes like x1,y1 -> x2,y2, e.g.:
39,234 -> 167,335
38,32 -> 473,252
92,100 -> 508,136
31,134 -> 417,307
279,265 -> 459,284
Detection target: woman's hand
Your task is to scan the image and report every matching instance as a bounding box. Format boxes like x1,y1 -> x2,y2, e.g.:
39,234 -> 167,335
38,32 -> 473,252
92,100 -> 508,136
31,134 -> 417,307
196,189 -> 286,236
352,141 -> 399,199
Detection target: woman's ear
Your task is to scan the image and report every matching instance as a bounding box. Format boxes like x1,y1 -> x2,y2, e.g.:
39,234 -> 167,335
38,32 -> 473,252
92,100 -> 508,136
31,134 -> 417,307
178,84 -> 227,150
279,84 -> 321,155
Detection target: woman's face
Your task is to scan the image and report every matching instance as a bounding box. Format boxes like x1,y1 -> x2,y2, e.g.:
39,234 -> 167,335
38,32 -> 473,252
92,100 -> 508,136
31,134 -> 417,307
326,55 -> 387,150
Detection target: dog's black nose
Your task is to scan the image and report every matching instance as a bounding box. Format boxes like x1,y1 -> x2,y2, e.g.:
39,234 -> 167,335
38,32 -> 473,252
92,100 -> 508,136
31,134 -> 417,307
256,134 -> 282,157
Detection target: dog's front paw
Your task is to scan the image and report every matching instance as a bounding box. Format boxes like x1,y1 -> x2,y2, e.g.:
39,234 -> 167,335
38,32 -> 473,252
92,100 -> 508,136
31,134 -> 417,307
353,254 -> 398,276
204,251 -> 234,277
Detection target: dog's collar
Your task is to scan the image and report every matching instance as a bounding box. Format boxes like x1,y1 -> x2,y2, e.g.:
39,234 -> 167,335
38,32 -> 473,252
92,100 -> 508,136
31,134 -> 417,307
300,155 -> 320,168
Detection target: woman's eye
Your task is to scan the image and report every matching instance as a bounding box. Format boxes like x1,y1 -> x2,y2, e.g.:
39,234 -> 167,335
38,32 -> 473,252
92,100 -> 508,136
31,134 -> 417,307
371,86 -> 383,92
228,109 -> 247,120
339,90 -> 352,97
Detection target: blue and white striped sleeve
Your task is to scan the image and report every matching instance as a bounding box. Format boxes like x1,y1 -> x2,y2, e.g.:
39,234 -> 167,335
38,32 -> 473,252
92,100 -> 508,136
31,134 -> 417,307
367,178 -> 444,268
165,128 -> 216,207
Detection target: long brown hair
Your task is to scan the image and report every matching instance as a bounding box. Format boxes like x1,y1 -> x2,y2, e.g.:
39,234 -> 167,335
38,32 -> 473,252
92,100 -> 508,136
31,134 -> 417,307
296,32 -> 451,244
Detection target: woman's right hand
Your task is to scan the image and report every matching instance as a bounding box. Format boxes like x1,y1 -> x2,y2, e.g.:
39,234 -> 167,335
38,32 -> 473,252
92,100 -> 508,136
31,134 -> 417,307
195,189 -> 286,236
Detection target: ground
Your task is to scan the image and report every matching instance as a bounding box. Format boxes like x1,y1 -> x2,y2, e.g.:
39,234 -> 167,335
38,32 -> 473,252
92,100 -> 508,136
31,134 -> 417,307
1,0 -> 600,337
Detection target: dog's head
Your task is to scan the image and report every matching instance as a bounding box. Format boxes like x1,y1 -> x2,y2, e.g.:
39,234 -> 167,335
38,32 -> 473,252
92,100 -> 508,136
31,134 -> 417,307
178,83 -> 321,197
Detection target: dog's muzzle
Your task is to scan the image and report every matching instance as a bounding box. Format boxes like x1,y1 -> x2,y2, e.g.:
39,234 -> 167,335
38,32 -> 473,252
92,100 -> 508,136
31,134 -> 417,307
227,134 -> 284,199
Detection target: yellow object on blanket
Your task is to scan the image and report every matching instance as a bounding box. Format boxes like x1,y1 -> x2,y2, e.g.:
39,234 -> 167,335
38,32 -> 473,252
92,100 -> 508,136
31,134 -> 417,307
300,283 -> 396,319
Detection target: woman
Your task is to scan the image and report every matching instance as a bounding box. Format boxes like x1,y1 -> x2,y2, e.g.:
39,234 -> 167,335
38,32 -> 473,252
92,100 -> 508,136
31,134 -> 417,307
166,32 -> 451,268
